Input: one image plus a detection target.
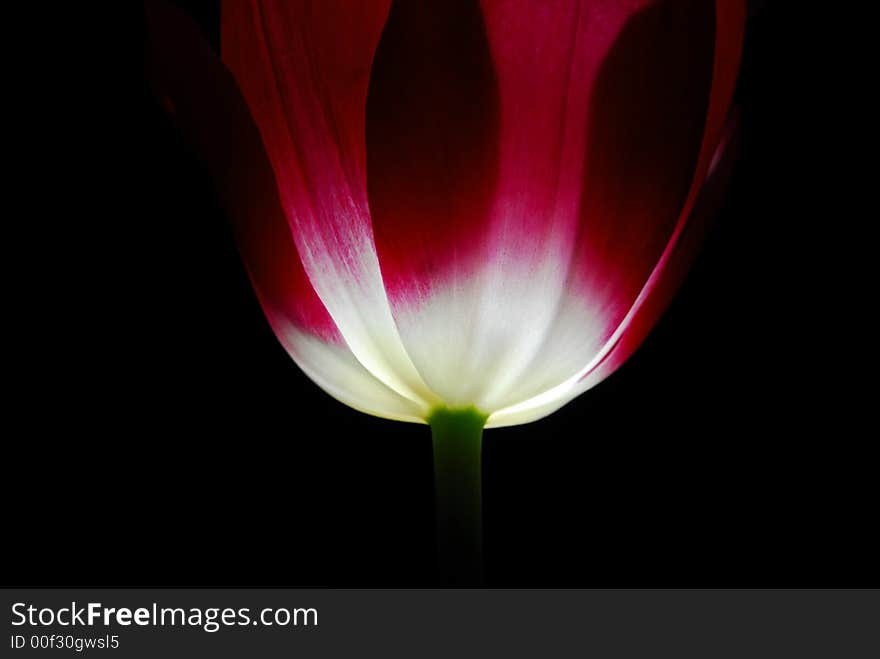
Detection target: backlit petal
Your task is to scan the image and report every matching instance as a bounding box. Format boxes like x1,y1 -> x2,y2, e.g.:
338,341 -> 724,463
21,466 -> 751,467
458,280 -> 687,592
222,0 -> 437,411
489,111 -> 742,428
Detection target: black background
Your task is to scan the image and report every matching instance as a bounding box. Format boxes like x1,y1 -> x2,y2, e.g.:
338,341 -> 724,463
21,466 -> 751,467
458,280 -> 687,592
7,1 -> 873,587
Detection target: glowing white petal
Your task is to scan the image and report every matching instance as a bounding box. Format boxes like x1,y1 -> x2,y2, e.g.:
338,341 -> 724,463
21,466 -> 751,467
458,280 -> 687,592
276,320 -> 428,424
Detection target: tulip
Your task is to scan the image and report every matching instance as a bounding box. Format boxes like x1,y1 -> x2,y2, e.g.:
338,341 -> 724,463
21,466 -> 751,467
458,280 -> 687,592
146,0 -> 745,580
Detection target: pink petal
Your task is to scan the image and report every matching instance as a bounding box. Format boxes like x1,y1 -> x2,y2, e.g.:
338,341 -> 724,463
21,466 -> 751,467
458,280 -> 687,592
490,111 -> 741,426
576,0 -> 748,390
488,1 -> 746,425
498,0 -> 740,411
222,0 -> 437,409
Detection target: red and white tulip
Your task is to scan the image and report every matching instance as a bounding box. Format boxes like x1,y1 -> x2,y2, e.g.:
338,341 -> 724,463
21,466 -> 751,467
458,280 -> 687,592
148,0 -> 745,427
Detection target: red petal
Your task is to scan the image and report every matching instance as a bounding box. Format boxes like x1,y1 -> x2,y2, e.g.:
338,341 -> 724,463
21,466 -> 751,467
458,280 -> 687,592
221,0 -> 436,407
486,0 -> 746,423
488,111 -> 742,427
577,0 -> 747,389
569,0 -> 716,323
222,0 -> 391,223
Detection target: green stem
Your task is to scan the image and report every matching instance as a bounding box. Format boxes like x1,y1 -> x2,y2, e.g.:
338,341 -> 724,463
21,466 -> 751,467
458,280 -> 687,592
428,406 -> 488,584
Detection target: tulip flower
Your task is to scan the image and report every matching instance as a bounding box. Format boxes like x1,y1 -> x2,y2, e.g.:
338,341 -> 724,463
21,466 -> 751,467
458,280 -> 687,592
146,0 -> 745,580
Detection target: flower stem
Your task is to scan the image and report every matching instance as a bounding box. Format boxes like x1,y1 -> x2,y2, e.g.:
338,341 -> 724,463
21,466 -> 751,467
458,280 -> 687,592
428,406 -> 488,584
